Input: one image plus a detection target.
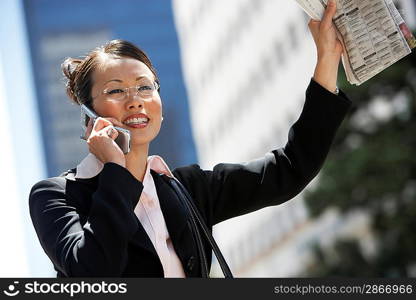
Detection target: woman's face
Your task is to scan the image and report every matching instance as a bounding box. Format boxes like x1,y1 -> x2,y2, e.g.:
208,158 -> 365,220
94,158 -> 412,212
90,56 -> 162,147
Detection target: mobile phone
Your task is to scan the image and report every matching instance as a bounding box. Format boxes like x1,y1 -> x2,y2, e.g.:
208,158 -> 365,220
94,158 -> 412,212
80,104 -> 131,154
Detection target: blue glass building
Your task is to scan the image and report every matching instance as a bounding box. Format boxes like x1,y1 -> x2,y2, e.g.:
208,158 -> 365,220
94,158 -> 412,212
23,0 -> 197,176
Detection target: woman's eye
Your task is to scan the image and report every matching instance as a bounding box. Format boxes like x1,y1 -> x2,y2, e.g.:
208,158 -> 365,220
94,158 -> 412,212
138,85 -> 153,91
108,89 -> 125,94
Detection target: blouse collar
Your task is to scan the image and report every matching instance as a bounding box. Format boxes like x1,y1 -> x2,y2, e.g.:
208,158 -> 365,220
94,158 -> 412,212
66,153 -> 174,180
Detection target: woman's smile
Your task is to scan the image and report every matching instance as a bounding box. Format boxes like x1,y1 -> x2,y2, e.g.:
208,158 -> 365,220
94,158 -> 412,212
123,113 -> 150,129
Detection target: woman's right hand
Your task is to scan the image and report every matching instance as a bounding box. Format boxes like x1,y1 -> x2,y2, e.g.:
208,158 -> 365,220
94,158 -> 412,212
86,117 -> 126,167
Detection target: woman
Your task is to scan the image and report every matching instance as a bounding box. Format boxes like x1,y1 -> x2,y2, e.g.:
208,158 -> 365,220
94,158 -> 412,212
29,1 -> 351,277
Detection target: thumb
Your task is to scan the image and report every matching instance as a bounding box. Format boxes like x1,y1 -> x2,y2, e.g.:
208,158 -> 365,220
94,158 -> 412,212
321,0 -> 337,29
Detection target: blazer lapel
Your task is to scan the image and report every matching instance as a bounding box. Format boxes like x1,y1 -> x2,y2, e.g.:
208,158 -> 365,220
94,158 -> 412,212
152,171 -> 200,276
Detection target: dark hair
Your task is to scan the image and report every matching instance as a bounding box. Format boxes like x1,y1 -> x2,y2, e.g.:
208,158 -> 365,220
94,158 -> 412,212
62,39 -> 159,106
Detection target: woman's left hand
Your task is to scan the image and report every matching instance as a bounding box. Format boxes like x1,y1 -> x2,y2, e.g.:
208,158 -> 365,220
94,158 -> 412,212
308,0 -> 343,93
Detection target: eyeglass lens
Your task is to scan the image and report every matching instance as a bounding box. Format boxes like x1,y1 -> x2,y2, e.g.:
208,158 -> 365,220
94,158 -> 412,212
105,80 -> 157,101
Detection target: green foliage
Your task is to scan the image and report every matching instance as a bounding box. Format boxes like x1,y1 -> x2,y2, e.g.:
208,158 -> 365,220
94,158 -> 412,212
303,41 -> 416,277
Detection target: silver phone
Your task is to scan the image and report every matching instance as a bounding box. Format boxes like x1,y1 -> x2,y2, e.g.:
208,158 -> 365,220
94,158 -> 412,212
80,104 -> 131,154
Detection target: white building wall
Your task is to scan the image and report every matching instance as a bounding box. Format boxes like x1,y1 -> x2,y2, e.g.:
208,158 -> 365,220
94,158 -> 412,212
0,0 -> 51,276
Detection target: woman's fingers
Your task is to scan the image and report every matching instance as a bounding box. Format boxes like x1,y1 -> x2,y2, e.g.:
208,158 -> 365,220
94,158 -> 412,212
309,0 -> 342,93
86,117 -> 125,167
308,0 -> 342,57
92,117 -> 112,132
309,0 -> 337,37
91,118 -> 119,137
86,117 -> 122,144
321,0 -> 337,29
93,125 -> 118,140
89,117 -> 118,140
105,126 -> 119,140
92,117 -> 123,133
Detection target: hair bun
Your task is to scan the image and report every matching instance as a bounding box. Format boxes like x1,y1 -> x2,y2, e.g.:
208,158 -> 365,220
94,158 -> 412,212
61,58 -> 83,104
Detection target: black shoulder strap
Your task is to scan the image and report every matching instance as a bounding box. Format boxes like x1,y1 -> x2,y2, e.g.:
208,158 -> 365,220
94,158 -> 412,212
164,175 -> 233,278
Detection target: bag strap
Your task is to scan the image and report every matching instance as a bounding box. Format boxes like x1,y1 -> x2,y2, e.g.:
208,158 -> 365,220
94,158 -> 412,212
167,176 -> 233,278
169,179 -> 209,277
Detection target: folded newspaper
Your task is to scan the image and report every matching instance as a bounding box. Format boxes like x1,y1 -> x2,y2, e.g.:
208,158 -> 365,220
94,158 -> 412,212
295,0 -> 416,85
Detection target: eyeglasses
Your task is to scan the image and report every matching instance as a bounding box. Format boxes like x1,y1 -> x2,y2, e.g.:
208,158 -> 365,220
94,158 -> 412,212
94,81 -> 160,101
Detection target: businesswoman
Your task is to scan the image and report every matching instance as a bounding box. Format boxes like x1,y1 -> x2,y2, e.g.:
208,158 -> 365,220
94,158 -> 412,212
29,1 -> 351,277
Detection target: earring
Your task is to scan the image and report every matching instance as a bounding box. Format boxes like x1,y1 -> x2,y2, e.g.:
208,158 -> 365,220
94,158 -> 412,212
161,116 -> 164,121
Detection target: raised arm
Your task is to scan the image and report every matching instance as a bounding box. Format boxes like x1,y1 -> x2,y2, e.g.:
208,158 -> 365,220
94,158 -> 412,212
172,1 -> 350,226
174,79 -> 351,226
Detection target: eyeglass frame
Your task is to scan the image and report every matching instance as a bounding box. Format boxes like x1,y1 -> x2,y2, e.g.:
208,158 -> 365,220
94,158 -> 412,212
92,80 -> 160,101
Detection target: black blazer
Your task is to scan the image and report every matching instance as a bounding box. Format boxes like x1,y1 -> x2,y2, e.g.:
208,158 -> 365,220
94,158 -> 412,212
29,80 -> 352,277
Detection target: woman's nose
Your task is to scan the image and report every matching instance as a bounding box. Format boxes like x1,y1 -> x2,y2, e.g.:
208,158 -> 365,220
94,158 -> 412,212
126,93 -> 144,109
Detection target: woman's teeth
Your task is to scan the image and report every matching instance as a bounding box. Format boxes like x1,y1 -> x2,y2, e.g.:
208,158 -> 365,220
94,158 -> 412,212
124,117 -> 149,125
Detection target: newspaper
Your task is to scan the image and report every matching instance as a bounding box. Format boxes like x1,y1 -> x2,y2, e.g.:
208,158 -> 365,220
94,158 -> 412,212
295,0 -> 416,85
